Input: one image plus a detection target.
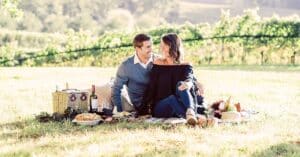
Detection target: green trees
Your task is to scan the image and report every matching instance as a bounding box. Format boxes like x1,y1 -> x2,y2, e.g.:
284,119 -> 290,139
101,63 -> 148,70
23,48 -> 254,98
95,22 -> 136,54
0,9 -> 299,67
0,0 -> 22,17
0,0 -> 178,34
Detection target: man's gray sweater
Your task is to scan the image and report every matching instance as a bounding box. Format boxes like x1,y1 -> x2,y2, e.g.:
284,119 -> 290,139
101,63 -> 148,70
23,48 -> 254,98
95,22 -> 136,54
111,56 -> 152,112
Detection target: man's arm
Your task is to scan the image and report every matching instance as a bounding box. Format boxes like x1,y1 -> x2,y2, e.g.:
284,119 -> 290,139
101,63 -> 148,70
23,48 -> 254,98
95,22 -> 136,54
111,62 -> 128,112
194,80 -> 204,96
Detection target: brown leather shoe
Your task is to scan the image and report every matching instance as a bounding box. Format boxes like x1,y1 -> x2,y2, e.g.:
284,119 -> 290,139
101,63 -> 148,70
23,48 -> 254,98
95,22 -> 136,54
197,115 -> 207,128
186,108 -> 197,126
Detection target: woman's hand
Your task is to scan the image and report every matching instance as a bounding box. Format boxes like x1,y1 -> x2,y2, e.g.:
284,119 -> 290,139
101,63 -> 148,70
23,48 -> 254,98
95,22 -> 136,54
178,82 -> 191,91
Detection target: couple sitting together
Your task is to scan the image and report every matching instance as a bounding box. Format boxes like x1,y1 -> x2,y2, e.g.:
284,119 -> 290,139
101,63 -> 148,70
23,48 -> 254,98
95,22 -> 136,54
105,33 -> 206,125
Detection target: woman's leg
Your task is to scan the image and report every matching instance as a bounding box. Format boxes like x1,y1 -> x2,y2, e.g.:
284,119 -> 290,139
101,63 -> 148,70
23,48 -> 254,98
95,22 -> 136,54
176,81 -> 195,110
154,95 -> 186,118
176,81 -> 198,125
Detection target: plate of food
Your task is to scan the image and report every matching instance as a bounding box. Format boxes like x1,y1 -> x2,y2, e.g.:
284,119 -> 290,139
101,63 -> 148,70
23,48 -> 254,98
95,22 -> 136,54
220,111 -> 242,123
72,113 -> 103,126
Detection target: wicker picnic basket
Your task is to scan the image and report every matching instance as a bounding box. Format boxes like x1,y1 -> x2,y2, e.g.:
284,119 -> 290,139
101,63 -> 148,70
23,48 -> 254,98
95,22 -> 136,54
52,89 -> 89,114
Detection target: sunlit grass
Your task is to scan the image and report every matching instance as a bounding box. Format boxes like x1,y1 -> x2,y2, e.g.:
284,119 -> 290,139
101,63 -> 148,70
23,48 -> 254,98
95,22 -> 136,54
0,66 -> 299,157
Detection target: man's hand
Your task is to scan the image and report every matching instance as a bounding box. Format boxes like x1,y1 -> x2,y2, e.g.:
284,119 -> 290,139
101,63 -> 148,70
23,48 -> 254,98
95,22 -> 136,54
195,81 -> 204,96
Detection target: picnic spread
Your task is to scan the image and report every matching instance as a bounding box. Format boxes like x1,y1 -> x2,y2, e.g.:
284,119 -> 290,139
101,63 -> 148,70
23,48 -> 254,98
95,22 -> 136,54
35,84 -> 258,128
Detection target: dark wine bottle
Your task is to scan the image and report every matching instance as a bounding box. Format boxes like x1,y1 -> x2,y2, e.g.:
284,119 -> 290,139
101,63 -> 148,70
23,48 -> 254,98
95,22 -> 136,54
89,85 -> 98,113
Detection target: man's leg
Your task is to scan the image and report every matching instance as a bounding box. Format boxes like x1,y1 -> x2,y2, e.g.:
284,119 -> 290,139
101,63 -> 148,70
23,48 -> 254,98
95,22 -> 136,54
102,87 -> 134,121
120,88 -> 134,112
104,89 -> 134,122
196,95 -> 206,115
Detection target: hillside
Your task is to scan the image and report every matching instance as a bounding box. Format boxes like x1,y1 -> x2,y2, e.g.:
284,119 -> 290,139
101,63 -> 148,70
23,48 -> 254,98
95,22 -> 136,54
0,0 -> 299,34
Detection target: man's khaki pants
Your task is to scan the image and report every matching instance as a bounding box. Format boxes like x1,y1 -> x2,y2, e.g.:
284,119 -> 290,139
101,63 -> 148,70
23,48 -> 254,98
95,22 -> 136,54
90,83 -> 134,113
118,87 -> 135,112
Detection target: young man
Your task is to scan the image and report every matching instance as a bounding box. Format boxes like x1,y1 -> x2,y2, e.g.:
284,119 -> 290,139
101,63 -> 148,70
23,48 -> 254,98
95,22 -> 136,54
110,33 -> 154,116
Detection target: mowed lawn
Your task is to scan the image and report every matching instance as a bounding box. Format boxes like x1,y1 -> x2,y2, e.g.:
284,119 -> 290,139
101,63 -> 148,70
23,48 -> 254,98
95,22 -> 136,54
0,67 -> 299,157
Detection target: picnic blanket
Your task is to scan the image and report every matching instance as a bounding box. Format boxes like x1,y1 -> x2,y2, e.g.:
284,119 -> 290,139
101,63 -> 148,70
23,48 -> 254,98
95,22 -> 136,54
110,109 -> 258,126
145,117 -> 187,124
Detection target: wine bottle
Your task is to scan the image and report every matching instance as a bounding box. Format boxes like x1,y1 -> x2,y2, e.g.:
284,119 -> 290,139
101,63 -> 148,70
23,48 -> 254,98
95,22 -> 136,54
66,82 -> 69,90
225,96 -> 232,111
89,85 -> 98,113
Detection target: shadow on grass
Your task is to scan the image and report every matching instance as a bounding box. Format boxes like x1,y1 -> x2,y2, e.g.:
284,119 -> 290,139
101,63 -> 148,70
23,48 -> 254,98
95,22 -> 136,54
0,150 -> 31,157
0,118 -> 178,140
0,119 -> 185,157
0,142 -> 187,157
252,142 -> 300,157
136,147 -> 186,157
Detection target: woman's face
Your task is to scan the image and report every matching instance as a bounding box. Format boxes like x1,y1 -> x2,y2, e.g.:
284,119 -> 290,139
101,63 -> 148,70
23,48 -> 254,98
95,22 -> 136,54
160,40 -> 170,58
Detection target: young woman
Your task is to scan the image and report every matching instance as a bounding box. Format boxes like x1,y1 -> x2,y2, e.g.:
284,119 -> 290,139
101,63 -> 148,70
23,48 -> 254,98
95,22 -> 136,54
143,33 -> 198,125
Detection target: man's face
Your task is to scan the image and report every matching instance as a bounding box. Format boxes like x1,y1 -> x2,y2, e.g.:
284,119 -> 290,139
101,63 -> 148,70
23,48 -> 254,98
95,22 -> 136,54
136,40 -> 152,59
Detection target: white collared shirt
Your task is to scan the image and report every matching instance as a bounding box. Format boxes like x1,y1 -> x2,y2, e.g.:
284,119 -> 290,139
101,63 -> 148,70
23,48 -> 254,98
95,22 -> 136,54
134,53 -> 153,69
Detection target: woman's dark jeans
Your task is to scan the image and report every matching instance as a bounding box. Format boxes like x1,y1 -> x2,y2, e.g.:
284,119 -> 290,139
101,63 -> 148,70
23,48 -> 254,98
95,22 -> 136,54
153,81 -> 196,118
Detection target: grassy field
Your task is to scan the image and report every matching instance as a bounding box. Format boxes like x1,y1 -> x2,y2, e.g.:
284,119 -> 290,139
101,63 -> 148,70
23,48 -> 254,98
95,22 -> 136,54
0,66 -> 299,157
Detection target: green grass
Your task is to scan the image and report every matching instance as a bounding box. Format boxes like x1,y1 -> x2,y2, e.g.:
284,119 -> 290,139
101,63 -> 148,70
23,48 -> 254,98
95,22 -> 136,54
0,66 -> 299,157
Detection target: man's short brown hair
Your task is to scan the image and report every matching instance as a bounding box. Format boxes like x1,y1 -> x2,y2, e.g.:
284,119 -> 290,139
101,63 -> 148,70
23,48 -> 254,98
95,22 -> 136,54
133,34 -> 151,48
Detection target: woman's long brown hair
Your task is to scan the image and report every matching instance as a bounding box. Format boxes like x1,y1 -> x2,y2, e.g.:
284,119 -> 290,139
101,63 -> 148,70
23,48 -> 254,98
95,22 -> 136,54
161,33 -> 183,64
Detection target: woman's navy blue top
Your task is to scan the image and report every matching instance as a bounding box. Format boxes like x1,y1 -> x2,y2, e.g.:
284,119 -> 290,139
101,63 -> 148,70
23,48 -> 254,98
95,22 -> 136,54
142,64 -> 194,112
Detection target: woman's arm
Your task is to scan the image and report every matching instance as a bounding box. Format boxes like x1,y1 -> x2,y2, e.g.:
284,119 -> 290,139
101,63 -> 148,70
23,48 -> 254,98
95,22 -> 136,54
178,65 -> 194,91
